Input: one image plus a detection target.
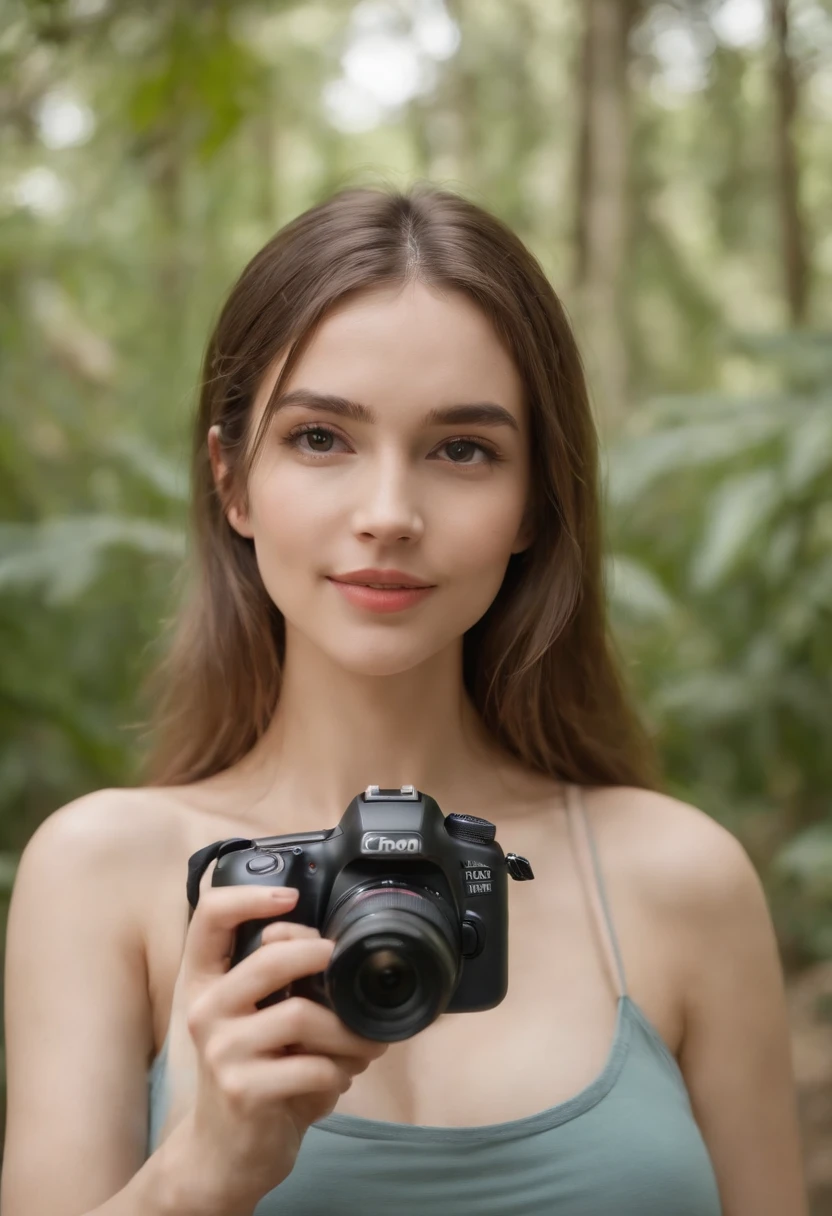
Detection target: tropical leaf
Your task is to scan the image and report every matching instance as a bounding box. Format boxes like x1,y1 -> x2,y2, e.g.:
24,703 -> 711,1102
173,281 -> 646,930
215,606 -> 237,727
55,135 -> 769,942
638,392 -> 794,423
690,468 -> 781,590
783,406 -> 832,494
607,412 -> 785,507
776,824 -> 832,897
105,434 -> 190,501
605,554 -> 676,620
651,670 -> 752,725
0,517 -> 185,604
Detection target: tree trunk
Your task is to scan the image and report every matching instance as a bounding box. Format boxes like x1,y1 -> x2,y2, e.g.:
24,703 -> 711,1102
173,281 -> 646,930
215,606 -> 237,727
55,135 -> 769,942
573,0 -> 637,428
770,0 -> 809,326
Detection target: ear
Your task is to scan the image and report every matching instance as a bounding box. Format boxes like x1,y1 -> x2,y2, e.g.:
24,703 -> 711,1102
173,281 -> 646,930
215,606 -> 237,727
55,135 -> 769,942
207,425 -> 254,539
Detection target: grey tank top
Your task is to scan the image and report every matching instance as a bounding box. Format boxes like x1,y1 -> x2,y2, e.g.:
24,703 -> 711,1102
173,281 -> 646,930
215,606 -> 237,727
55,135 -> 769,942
146,785 -> 722,1215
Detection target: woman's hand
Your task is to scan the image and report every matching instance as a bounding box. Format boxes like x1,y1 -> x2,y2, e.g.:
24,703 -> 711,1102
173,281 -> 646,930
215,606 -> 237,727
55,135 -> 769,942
161,882 -> 387,1216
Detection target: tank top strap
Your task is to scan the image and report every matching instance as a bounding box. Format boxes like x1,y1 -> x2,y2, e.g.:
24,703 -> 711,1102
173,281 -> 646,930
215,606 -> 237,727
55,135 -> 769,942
563,782 -> 629,999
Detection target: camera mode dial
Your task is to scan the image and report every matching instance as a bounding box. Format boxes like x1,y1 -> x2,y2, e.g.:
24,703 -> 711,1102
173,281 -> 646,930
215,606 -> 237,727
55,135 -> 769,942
444,814 -> 496,845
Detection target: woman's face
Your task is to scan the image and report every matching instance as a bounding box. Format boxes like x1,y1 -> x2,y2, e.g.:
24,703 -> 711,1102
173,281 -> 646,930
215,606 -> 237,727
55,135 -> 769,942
215,280 -> 532,677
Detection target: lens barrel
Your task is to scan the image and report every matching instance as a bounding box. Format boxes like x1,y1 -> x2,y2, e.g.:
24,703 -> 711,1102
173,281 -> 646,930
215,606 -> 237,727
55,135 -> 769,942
323,886 -> 460,1041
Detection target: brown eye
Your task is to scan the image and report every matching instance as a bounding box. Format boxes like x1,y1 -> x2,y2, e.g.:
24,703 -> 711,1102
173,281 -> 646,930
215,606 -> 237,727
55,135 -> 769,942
281,423 -> 350,457
445,440 -> 480,463
306,428 -> 334,451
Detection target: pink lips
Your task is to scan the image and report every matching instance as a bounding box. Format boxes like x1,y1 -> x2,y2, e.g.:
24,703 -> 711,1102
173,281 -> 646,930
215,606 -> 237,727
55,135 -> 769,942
326,569 -> 436,615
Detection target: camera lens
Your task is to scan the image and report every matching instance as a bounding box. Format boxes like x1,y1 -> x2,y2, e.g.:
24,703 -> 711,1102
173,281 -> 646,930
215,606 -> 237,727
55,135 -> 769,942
322,885 -> 460,1042
355,949 -> 418,1010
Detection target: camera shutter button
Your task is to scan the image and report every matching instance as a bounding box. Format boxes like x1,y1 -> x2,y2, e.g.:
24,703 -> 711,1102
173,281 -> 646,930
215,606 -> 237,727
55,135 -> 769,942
246,853 -> 284,875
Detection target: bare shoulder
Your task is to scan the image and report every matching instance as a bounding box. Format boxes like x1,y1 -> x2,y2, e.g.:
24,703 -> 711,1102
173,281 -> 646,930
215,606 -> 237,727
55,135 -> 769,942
581,783 -> 777,1036
13,785 -> 196,946
20,785 -> 187,882
25,783 -> 184,848
584,783 -> 762,916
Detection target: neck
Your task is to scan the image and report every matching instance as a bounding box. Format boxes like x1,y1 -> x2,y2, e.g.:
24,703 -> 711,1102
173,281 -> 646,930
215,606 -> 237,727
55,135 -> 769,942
216,626 -> 538,833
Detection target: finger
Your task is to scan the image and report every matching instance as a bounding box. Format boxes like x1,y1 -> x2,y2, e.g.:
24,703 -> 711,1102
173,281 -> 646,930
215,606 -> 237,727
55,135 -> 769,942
275,1049 -> 377,1086
237,996 -> 388,1061
184,885 -> 300,981
313,1051 -> 380,1079
220,1054 -> 353,1110
208,937 -> 335,1017
199,857 -> 219,898
260,921 -> 321,945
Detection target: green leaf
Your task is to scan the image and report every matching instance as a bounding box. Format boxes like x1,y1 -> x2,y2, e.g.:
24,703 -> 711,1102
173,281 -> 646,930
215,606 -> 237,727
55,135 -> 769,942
651,671 -> 751,726
105,434 -> 189,501
729,330 -> 832,384
762,520 -> 801,582
605,554 -> 675,620
0,517 -> 185,604
783,406 -> 832,494
690,469 -> 781,591
775,824 -> 832,896
639,393 -> 793,423
607,413 -> 784,507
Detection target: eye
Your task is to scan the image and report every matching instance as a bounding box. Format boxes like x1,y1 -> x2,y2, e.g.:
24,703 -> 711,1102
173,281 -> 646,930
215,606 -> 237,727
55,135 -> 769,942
282,424 -> 349,456
435,438 -> 499,466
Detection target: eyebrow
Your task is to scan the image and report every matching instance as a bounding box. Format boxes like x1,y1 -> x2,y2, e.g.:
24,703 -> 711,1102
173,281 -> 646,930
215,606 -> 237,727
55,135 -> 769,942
270,388 -> 520,433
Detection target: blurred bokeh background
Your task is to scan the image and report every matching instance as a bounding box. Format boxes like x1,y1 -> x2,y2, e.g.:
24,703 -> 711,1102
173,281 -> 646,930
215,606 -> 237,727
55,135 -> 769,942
1,0 -> 831,1203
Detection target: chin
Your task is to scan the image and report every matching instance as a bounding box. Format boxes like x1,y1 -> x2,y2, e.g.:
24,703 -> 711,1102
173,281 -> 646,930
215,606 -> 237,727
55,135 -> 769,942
293,616 -> 463,678
320,640 -> 441,679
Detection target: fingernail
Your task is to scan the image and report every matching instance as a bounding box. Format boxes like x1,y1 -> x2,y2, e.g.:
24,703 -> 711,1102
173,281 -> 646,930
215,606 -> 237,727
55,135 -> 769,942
270,887 -> 298,900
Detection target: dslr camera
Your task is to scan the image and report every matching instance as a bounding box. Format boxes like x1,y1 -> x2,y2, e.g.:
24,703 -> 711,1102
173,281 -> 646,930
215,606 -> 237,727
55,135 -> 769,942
186,785 -> 534,1042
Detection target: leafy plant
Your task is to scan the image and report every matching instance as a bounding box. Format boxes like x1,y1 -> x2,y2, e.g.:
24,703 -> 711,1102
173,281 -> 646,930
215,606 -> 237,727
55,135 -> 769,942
606,331 -> 832,964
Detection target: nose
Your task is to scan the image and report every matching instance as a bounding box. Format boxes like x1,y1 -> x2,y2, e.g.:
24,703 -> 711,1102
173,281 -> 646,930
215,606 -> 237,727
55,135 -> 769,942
350,455 -> 425,545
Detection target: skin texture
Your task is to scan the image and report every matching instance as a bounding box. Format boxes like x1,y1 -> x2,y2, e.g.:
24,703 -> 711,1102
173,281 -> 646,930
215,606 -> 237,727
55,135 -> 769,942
1,281 -> 808,1216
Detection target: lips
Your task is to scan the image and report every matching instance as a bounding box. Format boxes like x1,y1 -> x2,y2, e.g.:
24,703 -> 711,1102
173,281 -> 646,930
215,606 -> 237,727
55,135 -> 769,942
326,570 -> 437,615
328,568 -> 435,589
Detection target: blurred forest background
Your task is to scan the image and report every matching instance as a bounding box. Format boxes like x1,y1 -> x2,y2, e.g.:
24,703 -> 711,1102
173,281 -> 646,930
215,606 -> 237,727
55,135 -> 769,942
1,0 -> 831,1204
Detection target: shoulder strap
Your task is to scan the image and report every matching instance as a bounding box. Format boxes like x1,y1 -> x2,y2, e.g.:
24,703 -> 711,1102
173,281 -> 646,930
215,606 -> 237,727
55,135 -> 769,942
564,783 -> 628,999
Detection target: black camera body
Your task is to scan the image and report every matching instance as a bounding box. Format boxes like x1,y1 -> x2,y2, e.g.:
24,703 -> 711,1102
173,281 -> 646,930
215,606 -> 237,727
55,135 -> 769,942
190,785 -> 533,1041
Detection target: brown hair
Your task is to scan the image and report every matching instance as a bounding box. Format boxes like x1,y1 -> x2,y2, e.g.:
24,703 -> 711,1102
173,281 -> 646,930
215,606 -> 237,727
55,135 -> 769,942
144,184 -> 661,792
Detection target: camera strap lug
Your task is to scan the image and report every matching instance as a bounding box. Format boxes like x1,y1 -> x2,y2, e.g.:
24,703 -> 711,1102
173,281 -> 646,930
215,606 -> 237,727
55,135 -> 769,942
506,853 -> 535,881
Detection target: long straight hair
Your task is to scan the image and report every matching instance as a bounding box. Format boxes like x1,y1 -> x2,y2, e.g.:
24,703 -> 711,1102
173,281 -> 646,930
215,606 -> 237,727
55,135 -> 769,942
144,185 -> 661,792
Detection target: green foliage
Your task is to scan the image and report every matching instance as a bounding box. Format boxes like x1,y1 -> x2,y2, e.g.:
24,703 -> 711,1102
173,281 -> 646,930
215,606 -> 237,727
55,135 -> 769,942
0,515 -> 184,602
606,332 -> 832,964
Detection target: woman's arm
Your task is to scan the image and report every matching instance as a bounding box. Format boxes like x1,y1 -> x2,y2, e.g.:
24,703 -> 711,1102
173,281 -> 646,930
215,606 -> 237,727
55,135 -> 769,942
675,814 -> 808,1216
1,791 -> 189,1216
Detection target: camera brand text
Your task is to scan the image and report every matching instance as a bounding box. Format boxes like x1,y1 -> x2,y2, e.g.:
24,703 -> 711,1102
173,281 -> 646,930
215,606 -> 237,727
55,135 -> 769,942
361,832 -> 422,854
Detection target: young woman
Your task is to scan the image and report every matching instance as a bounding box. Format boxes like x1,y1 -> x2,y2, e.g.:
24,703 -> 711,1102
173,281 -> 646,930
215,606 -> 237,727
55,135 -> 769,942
2,186 -> 807,1216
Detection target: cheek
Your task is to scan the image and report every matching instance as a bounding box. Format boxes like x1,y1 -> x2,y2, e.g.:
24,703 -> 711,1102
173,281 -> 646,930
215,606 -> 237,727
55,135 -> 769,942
247,467 -> 331,559
445,489 -> 526,574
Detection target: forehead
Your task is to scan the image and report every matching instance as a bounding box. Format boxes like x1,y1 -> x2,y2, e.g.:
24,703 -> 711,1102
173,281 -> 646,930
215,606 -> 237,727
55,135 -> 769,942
254,281 -> 525,422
